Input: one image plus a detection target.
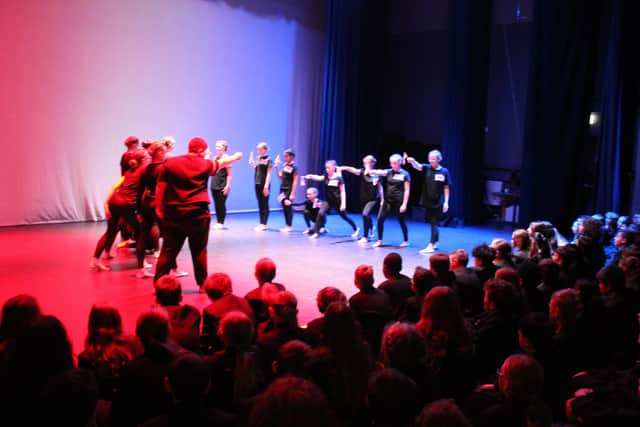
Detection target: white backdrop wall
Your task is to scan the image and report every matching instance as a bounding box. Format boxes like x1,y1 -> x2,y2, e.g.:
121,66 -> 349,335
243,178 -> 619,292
0,0 -> 325,226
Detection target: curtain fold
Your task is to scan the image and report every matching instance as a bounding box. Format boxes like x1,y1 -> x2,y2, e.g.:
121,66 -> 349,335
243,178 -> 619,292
441,0 -> 493,224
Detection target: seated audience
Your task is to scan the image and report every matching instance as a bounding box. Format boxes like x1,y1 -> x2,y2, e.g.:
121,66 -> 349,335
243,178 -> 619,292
516,260 -> 546,313
109,307 -> 185,427
537,258 -> 565,305
549,288 -> 592,373
248,377 -> 331,427
271,340 -> 312,379
257,291 -> 309,361
429,252 -> 457,288
491,239 -> 516,269
305,286 -> 347,346
471,243 -> 498,284
207,311 -> 265,413
378,252 -> 413,319
619,254 -> 640,290
141,353 -> 236,427
400,266 -> 436,323
349,264 -> 392,356
416,399 -> 472,427
450,249 -> 483,316
367,368 -> 420,427
512,229 -> 531,263
418,286 -> 475,400
245,258 -> 285,324
154,275 -> 202,353
77,303 -> 141,400
0,294 -> 41,365
472,279 -> 519,378
38,368 -> 99,427
201,273 -> 255,354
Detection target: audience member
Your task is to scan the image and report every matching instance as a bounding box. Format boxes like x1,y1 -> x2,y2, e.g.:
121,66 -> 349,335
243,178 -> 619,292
305,286 -> 347,346
378,252 -> 413,319
400,266 -> 435,323
471,244 -> 498,284
367,368 -> 420,427
416,399 -> 472,427
154,275 -> 202,353
450,249 -> 483,316
429,252 -> 457,288
245,258 -> 285,324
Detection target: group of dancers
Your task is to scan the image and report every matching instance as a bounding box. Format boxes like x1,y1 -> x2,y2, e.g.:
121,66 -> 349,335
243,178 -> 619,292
216,141 -> 451,252
90,135 -> 451,282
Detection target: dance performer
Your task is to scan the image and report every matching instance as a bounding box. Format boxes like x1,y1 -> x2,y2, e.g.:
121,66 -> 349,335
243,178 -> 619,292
405,150 -> 450,253
91,149 -> 149,271
274,149 -> 298,232
154,137 -> 242,288
136,142 -> 166,278
160,135 -> 176,158
290,187 -> 324,234
369,154 -> 411,248
339,155 -> 381,244
304,160 -> 359,239
120,136 -> 140,175
248,142 -> 272,231
210,140 -> 233,230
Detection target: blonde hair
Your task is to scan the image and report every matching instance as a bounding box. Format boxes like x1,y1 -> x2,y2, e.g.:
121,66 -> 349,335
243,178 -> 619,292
257,142 -> 269,151
428,150 -> 443,161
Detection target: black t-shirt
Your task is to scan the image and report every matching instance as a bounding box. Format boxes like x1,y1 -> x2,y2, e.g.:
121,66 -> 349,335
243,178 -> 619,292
421,165 -> 451,208
210,155 -> 230,191
360,169 -> 380,203
384,168 -> 411,202
255,156 -> 271,186
279,162 -> 297,192
324,174 -> 344,203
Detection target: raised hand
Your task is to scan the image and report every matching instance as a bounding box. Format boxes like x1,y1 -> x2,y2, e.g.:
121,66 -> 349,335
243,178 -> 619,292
249,151 -> 255,167
274,154 -> 281,167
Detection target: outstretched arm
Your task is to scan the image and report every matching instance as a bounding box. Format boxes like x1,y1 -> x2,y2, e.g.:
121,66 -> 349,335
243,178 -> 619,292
338,166 -> 361,176
304,173 -> 325,182
217,152 -> 243,168
405,155 -> 423,171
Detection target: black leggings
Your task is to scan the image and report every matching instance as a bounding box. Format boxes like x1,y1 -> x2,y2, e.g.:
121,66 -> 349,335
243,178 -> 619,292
362,200 -> 379,237
94,204 -> 139,258
136,204 -> 160,269
280,188 -> 293,226
377,201 -> 408,241
255,184 -> 269,225
426,207 -> 442,244
313,200 -> 357,234
211,188 -> 228,224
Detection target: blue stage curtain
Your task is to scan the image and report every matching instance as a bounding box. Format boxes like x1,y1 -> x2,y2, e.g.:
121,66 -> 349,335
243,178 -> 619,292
318,0 -> 387,208
441,0 -> 493,224
591,0 -> 639,214
519,0 -> 601,230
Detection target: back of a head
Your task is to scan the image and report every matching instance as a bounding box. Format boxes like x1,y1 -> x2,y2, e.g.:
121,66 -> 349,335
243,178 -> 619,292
248,377 -> 330,427
596,265 -> 626,294
219,311 -> 254,348
429,253 -> 450,274
381,322 -> 426,373
136,308 -> 170,349
14,315 -> 73,378
550,288 -> 582,326
322,301 -> 360,353
484,278 -> 516,313
188,136 -> 208,154
498,354 -> 544,403
383,252 -> 402,275
255,257 -> 277,285
86,303 -> 123,347
168,353 -> 211,403
316,286 -> 347,314
416,399 -> 472,427
419,287 -> 469,351
355,264 -> 375,289
39,368 -> 99,427
275,340 -> 312,377
154,275 -> 182,306
0,294 -> 41,340
203,272 -> 233,301
413,266 -> 436,295
495,268 -> 518,286
472,244 -> 496,267
367,368 -> 419,427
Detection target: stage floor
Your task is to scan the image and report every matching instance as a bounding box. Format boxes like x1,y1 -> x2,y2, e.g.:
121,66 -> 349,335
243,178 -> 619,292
0,212 -> 512,355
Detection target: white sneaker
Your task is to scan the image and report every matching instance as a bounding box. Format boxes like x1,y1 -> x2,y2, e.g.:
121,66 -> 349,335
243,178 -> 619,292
358,237 -> 368,244
419,244 -> 435,254
172,270 -> 189,278
136,269 -> 154,279
153,250 -> 160,259
399,241 -> 409,248
254,224 -> 267,231
433,242 -> 439,249
372,240 -> 383,248
319,227 -> 328,234
351,227 -> 360,239
89,259 -> 110,271
143,261 -> 153,269
280,226 -> 292,233
309,233 -> 319,239
302,229 -> 311,235
213,223 -> 224,230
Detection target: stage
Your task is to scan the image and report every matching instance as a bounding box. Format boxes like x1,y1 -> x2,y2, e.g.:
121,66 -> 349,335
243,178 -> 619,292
0,212 -> 512,354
